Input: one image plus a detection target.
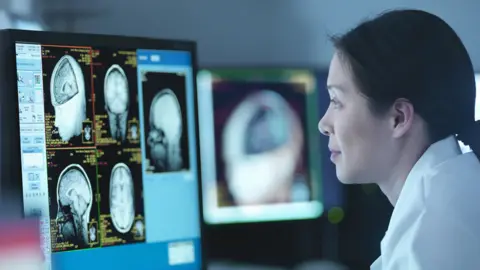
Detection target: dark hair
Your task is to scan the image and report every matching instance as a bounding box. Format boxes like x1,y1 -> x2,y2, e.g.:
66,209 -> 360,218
331,9 -> 479,155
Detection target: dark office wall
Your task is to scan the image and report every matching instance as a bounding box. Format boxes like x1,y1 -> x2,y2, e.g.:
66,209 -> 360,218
43,0 -> 480,70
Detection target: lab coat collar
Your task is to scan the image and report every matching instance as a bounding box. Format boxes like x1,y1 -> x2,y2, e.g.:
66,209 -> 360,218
385,135 -> 461,232
405,135 -> 461,184
376,136 -> 462,269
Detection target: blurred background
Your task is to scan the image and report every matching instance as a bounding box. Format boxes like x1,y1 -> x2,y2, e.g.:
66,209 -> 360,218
3,0 -> 480,269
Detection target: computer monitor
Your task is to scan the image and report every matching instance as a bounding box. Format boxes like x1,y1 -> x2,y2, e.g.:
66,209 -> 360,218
197,68 -> 323,224
475,74 -> 480,121
5,30 -> 204,269
459,73 -> 480,153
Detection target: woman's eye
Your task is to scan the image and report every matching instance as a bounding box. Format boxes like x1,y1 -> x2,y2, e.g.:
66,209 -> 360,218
329,98 -> 342,109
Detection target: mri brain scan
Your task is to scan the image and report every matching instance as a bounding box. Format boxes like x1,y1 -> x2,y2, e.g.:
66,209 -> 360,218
104,64 -> 129,141
147,89 -> 183,172
222,90 -> 304,205
135,220 -> 144,238
109,163 -> 135,233
50,55 -> 87,142
89,225 -> 96,242
84,125 -> 91,141
55,164 -> 92,246
131,124 -> 138,140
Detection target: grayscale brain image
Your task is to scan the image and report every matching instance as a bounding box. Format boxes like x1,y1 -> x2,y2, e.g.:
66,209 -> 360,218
42,46 -> 94,148
97,146 -> 146,247
93,48 -> 140,147
212,81 -> 311,207
110,163 -> 134,233
47,149 -> 100,252
141,71 -> 190,173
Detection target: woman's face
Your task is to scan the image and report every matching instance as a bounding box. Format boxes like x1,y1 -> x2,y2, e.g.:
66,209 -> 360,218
319,52 -> 394,184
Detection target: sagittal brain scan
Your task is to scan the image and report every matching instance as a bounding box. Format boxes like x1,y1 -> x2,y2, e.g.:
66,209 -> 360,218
148,89 -> 183,171
94,48 -> 140,146
51,55 -> 86,141
98,146 -> 145,247
42,46 -> 94,148
104,65 -> 129,141
141,71 -> 190,173
213,82 -> 310,206
48,149 -> 99,252
55,164 -> 92,246
109,163 -> 135,233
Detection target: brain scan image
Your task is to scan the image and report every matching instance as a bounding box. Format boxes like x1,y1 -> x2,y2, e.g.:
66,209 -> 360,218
84,125 -> 92,141
147,89 -> 184,172
104,64 -> 129,142
222,90 -> 305,205
55,164 -> 93,246
89,225 -> 96,242
109,163 -> 135,233
134,220 -> 144,238
50,55 -> 87,142
131,124 -> 138,140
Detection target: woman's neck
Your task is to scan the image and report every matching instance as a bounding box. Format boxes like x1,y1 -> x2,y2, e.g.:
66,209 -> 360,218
378,135 -> 430,206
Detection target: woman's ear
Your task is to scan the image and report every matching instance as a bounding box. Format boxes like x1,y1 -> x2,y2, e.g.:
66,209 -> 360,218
390,98 -> 415,138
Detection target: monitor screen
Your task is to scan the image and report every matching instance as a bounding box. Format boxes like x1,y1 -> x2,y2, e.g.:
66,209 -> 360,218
197,68 -> 323,224
14,32 -> 202,269
475,74 -> 480,121
458,73 -> 480,153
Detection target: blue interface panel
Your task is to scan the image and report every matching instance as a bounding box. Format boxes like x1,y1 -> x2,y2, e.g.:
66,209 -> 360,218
15,43 -> 201,270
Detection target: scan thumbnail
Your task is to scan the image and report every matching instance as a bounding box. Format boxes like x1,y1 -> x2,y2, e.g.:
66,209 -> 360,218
212,81 -> 311,207
140,71 -> 190,173
42,45 -> 94,148
93,48 -> 141,146
47,148 -> 99,252
97,146 -> 146,247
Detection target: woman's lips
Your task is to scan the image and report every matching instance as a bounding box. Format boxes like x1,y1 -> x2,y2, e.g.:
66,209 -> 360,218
330,150 -> 341,162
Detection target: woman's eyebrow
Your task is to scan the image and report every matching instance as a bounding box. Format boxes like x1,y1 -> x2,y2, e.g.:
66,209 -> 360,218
327,84 -> 346,92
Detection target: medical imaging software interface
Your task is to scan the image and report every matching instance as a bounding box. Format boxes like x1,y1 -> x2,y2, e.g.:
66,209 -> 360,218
197,69 -> 323,224
16,43 -> 201,269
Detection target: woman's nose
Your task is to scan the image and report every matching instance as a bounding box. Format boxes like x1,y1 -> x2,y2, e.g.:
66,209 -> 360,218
318,115 -> 332,136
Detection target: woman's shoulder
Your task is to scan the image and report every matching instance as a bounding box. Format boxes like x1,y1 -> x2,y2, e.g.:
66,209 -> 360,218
431,151 -> 480,182
423,151 -> 480,219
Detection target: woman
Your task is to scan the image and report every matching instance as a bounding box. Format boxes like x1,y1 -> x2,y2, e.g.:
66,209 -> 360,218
318,9 -> 480,270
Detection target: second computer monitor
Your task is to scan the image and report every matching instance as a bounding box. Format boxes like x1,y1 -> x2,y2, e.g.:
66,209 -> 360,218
197,68 -> 323,224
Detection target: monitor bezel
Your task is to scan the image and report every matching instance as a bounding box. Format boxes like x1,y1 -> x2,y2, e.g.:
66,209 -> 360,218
5,29 -> 207,269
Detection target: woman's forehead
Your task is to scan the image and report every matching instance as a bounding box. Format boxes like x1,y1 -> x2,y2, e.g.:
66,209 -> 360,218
327,53 -> 357,94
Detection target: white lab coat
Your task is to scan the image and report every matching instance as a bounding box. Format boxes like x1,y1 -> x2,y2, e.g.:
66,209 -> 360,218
371,135 -> 480,270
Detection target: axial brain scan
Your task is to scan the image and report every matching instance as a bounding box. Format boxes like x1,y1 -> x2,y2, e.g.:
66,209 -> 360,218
50,55 -> 87,142
147,89 -> 183,172
135,220 -> 144,237
84,125 -> 92,141
109,163 -> 135,233
222,90 -> 304,205
104,64 -> 129,141
131,124 -> 138,140
55,164 -> 92,246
